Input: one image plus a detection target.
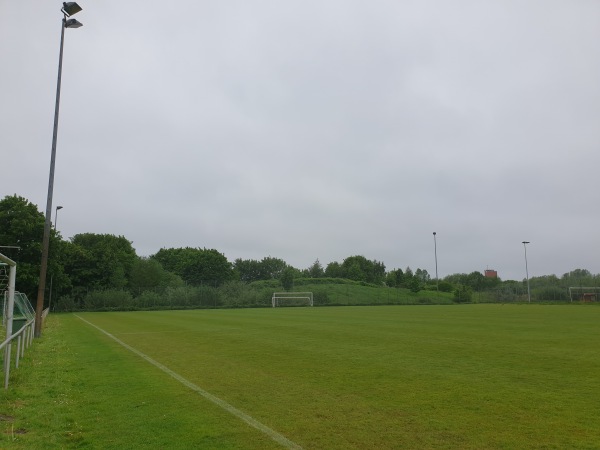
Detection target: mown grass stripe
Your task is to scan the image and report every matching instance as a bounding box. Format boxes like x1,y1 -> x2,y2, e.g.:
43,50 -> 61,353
74,314 -> 302,450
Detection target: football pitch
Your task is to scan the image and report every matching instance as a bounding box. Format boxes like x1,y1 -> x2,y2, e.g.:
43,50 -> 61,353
8,305 -> 600,448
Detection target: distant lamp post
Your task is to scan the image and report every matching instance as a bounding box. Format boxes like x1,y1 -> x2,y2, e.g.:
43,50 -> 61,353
35,2 -> 83,338
433,232 -> 439,291
522,241 -> 531,303
54,205 -> 63,230
48,206 -> 64,312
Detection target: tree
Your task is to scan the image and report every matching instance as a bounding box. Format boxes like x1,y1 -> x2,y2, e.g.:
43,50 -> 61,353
259,256 -> 288,280
233,258 -> 263,282
386,268 -> 404,287
0,195 -> 59,298
454,284 -> 472,302
341,255 -> 386,284
345,260 -> 364,281
325,261 -> 344,278
281,267 -> 295,291
307,259 -> 325,278
402,267 -> 414,288
66,233 -> 137,291
128,257 -> 184,294
152,247 -> 232,286
414,268 -> 431,283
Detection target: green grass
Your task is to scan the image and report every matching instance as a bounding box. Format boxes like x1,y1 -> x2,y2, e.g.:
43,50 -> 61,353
3,305 -> 600,448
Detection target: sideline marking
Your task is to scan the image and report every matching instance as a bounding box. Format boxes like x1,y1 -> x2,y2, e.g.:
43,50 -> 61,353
74,314 -> 302,450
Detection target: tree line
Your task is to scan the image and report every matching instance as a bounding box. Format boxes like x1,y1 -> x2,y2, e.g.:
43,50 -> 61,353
1,195 -> 598,310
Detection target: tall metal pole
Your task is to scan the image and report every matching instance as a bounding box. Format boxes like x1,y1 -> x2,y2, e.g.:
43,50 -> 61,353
522,241 -> 531,303
433,232 -> 438,291
48,206 -> 63,312
35,17 -> 68,338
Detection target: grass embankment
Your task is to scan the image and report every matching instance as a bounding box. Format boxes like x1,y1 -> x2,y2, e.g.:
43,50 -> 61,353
3,305 -> 600,449
301,281 -> 454,305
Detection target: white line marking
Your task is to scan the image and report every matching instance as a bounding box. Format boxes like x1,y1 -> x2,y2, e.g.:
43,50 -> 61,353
74,314 -> 302,450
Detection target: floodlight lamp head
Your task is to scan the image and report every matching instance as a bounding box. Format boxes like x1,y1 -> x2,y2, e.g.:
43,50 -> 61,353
65,18 -> 83,28
57,206 -> 63,211
522,241 -> 530,244
62,2 -> 82,17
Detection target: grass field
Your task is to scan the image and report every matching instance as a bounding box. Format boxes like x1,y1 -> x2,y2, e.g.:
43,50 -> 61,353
3,304 -> 600,449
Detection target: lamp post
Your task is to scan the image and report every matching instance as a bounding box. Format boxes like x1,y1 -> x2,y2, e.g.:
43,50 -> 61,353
433,232 -> 439,291
54,205 -> 64,231
35,3 -> 83,338
48,206 -> 64,312
522,241 -> 531,303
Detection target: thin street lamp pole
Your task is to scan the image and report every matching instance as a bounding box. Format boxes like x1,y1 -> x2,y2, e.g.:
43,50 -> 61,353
522,241 -> 531,303
48,206 -> 63,312
433,232 -> 439,291
35,3 -> 82,338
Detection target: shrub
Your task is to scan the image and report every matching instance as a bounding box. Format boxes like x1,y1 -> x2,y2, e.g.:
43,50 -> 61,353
533,286 -> 568,302
83,290 -> 133,310
133,291 -> 162,308
313,290 -> 330,305
453,284 -> 472,303
54,295 -> 78,312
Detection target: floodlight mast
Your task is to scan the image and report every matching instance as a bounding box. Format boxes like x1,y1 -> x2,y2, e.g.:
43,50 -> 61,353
35,3 -> 83,338
433,232 -> 438,291
522,241 -> 531,303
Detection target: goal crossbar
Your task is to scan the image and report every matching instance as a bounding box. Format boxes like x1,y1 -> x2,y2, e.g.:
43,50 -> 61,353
568,287 -> 600,302
271,292 -> 313,307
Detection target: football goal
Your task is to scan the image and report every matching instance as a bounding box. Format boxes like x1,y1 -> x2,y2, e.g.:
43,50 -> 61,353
568,287 -> 600,302
271,292 -> 313,307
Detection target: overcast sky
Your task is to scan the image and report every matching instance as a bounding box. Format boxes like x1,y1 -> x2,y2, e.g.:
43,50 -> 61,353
2,0 -> 599,281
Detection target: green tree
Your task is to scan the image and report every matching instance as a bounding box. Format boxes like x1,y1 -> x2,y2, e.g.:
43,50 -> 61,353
325,261 -> 344,278
345,260 -> 364,281
66,233 -> 137,291
233,258 -> 263,282
307,259 -> 325,278
0,195 -> 62,299
281,267 -> 295,291
259,256 -> 288,280
402,267 -> 414,288
454,284 -> 472,302
341,255 -> 386,284
128,257 -> 184,294
386,268 -> 404,287
152,247 -> 232,286
415,268 -> 431,283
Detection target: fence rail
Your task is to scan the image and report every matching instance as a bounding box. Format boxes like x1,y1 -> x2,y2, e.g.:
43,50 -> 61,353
1,317 -> 35,389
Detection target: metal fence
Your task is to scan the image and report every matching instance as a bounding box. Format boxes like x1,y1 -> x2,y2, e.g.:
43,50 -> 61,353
1,252 -> 38,389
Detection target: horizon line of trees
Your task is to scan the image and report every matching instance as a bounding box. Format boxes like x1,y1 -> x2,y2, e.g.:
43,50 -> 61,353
1,195 -> 599,309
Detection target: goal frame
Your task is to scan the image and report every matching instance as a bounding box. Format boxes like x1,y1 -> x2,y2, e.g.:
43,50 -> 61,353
568,287 -> 600,303
271,292 -> 314,307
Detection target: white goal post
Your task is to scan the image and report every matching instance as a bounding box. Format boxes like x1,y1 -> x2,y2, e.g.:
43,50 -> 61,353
271,292 -> 313,307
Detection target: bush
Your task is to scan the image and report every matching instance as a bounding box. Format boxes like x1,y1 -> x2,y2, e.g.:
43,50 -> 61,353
453,284 -> 472,303
533,286 -> 569,302
313,290 -> 330,305
438,281 -> 454,293
133,291 -> 162,308
83,290 -> 133,310
54,295 -> 78,312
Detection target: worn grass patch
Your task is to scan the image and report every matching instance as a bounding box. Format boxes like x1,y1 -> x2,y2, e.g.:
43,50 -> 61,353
3,304 -> 600,449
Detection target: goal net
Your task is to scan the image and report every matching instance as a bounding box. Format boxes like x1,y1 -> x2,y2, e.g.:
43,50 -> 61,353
568,287 -> 600,302
272,292 -> 313,307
